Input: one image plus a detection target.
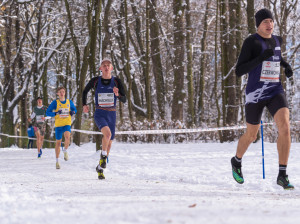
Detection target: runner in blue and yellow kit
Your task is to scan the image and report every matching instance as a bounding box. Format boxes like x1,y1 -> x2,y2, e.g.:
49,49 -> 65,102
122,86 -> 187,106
82,58 -> 126,179
46,86 -> 77,169
231,9 -> 294,189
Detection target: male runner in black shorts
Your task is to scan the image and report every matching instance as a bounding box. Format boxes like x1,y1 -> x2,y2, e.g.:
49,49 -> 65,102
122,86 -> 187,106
230,9 -> 294,190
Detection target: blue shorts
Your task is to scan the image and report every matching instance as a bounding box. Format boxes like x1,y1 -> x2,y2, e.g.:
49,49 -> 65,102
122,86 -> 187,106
94,109 -> 116,140
55,125 -> 71,140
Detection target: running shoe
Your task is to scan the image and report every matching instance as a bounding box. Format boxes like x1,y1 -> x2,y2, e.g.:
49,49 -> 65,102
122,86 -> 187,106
277,175 -> 294,190
56,162 -> 60,169
96,164 -> 105,179
64,151 -> 69,161
100,154 -> 107,169
98,169 -> 105,180
231,157 -> 244,184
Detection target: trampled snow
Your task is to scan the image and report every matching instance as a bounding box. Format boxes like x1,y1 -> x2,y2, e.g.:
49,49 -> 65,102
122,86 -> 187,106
1,141 -> 300,224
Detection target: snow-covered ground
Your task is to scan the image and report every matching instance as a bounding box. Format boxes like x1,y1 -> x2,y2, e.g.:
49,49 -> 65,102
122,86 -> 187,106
1,141 -> 300,224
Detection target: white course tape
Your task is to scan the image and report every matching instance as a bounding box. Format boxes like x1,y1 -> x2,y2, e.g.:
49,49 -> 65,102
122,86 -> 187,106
71,121 -> 300,135
1,121 -> 299,139
0,133 -> 57,143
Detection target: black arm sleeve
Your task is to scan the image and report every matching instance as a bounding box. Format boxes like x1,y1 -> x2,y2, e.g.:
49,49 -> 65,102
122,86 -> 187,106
235,37 -> 265,77
115,77 -> 127,103
82,77 -> 98,106
236,35 -> 287,77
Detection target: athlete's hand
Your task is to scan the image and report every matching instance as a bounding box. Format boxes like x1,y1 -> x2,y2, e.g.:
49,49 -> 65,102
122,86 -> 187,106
285,65 -> 293,78
260,49 -> 274,61
69,111 -> 75,116
83,105 -> 89,113
113,87 -> 119,97
55,110 -> 62,115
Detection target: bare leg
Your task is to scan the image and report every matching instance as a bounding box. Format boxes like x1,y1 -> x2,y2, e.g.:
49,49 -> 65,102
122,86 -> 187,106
101,126 -> 111,152
63,131 -> 71,150
236,123 -> 260,158
55,139 -> 62,159
274,108 -> 291,165
107,140 -> 113,156
40,135 -> 44,150
35,131 -> 41,153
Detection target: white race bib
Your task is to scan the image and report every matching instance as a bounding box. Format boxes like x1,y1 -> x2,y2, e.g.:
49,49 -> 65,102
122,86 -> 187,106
36,115 -> 44,123
59,108 -> 69,118
98,93 -> 114,107
260,61 -> 280,82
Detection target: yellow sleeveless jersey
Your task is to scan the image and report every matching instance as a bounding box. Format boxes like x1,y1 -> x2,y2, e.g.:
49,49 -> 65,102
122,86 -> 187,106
54,99 -> 71,127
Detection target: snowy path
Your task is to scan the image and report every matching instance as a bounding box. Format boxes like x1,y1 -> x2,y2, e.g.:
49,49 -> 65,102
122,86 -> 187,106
1,142 -> 300,224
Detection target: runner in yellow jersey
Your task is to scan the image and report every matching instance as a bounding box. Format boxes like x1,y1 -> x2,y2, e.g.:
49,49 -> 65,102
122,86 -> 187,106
46,87 -> 77,169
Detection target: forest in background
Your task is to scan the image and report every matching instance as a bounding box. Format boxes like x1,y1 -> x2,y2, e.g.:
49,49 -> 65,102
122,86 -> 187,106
0,0 -> 299,148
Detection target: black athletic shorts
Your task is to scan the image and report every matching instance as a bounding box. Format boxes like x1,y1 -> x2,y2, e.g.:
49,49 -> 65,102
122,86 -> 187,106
245,93 -> 288,125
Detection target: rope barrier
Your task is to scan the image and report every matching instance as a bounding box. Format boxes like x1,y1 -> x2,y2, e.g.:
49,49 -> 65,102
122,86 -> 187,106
0,121 -> 299,141
72,121 -> 300,135
0,133 -> 57,143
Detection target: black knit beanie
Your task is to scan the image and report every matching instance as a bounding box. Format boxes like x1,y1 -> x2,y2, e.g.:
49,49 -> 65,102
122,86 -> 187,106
255,9 -> 273,27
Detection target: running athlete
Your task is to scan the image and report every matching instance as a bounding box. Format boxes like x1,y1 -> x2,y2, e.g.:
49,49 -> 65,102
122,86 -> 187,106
28,97 -> 47,158
82,58 -> 126,179
231,9 -> 294,190
46,86 -> 77,169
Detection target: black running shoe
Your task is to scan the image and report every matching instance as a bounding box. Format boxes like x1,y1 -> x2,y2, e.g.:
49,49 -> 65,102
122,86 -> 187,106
231,157 -> 244,184
277,175 -> 294,190
96,165 -> 105,180
100,154 -> 107,169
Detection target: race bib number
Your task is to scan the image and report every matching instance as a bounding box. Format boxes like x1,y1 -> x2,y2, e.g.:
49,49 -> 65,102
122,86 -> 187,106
260,61 -> 280,82
59,108 -> 69,118
36,115 -> 44,123
98,93 -> 114,107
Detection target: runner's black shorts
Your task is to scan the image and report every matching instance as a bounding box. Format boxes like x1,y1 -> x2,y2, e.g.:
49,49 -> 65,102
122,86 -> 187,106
245,92 -> 288,125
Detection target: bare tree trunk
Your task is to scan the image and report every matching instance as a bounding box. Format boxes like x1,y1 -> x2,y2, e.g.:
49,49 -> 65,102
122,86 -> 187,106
145,0 -> 152,120
1,3 -> 15,147
32,1 -> 44,105
171,0 -> 185,121
64,0 -> 101,145
149,0 -> 165,120
214,0 -> 222,140
15,3 -> 27,148
198,0 -> 210,124
225,0 -> 237,132
246,0 -> 256,34
185,0 -> 195,127
219,0 -> 229,141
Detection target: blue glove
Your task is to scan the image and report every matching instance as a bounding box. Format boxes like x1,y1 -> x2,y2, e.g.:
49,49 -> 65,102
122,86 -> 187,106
69,111 -> 75,116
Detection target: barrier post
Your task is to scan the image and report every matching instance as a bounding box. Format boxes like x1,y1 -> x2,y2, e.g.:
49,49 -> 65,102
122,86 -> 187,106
260,120 -> 265,179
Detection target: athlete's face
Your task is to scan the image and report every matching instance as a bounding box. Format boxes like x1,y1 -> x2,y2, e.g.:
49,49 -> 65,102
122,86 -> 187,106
258,18 -> 274,38
37,99 -> 43,106
100,62 -> 113,75
57,89 -> 65,99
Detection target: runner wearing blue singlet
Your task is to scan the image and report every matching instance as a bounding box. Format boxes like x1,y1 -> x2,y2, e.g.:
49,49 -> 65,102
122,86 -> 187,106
82,58 -> 126,179
230,9 -> 294,190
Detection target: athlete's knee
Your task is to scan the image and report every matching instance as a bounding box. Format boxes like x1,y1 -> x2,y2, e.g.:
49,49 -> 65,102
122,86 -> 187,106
278,123 -> 290,137
103,132 -> 111,140
245,132 -> 258,143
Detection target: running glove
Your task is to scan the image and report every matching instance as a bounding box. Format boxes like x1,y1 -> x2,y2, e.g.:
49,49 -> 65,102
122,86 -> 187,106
55,110 -> 62,115
260,49 -> 274,61
285,65 -> 293,78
